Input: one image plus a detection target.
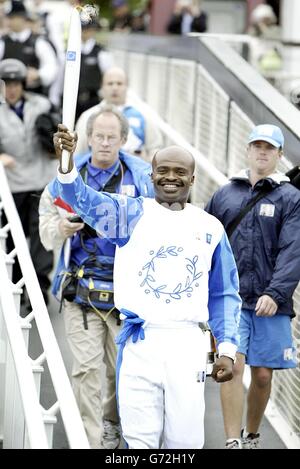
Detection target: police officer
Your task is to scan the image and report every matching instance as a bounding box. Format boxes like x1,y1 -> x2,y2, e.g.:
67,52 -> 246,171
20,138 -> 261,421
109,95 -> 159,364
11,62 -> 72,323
0,58 -> 56,303
0,0 -> 57,95
76,18 -> 113,121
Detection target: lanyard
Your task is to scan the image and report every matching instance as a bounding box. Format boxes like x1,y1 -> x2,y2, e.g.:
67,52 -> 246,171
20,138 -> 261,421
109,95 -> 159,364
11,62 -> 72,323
85,160 -> 124,193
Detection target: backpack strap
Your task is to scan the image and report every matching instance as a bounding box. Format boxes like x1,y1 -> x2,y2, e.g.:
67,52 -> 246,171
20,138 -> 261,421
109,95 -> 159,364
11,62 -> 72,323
286,166 -> 300,189
226,185 -> 274,239
78,161 -> 127,241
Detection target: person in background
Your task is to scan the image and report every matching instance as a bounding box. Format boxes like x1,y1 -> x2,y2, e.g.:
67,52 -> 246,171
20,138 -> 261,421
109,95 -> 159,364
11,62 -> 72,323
206,124 -> 300,449
248,3 -> 279,38
130,8 -> 148,33
247,3 -> 282,79
75,66 -> 163,161
39,105 -> 154,449
0,58 -> 56,304
0,0 -> 57,96
76,17 -> 113,121
0,0 -> 10,33
110,0 -> 132,33
167,0 -> 207,35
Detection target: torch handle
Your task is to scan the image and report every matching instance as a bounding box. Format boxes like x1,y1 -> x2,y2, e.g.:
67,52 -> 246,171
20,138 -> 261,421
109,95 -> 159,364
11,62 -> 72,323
61,149 -> 71,174
61,7 -> 81,173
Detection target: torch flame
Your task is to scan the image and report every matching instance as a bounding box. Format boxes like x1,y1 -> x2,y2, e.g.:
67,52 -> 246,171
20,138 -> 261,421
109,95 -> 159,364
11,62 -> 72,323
76,4 -> 99,25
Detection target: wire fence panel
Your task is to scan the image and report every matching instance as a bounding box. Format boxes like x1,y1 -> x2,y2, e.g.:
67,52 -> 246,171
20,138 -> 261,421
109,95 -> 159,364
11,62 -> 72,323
145,55 -> 169,119
127,53 -> 147,100
194,64 -> 230,175
271,283 -> 300,441
227,102 -> 254,176
111,49 -> 127,73
166,59 -> 196,145
191,165 -> 220,208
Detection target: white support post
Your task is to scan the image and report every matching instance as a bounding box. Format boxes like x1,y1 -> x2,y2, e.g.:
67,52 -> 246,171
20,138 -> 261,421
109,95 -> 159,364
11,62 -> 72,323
0,232 -> 7,252
0,223 -> 10,253
0,305 -> 6,443
23,364 -> 55,450
0,264 -> 21,443
24,412 -> 57,449
5,256 -> 14,281
3,321 -> 31,449
42,414 -> 57,449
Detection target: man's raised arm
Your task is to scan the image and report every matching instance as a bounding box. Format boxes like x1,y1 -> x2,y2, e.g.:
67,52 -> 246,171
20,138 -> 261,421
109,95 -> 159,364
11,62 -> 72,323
53,125 -> 143,245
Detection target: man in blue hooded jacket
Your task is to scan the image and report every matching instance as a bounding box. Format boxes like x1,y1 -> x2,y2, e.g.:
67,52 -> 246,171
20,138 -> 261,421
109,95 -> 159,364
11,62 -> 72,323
39,105 -> 154,449
206,124 -> 300,449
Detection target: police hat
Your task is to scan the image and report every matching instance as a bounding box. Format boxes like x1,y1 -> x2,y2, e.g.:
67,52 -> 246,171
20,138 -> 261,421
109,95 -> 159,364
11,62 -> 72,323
81,18 -> 100,30
7,1 -> 28,18
0,59 -> 27,82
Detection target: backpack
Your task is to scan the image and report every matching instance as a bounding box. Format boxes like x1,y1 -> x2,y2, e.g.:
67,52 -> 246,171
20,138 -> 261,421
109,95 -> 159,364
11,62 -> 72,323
35,106 -> 61,155
226,166 -> 300,238
286,166 -> 300,190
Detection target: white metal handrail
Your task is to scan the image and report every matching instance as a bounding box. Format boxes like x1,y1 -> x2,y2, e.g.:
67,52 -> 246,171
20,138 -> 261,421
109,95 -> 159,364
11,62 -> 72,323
0,252 -> 49,449
0,162 -> 90,449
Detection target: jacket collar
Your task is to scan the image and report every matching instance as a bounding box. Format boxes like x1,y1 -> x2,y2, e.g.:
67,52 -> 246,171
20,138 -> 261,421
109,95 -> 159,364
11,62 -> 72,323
230,169 -> 289,186
73,149 -> 151,172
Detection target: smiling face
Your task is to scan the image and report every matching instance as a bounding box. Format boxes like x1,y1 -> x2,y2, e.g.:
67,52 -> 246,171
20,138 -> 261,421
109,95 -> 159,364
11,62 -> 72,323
247,140 -> 282,177
151,146 -> 195,208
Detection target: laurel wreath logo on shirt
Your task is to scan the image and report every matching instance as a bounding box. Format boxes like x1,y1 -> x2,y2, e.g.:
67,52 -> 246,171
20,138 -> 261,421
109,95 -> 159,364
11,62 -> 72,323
139,246 -> 203,303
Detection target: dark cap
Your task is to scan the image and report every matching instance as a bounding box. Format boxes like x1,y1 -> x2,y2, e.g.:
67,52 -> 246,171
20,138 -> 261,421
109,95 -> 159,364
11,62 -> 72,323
6,0 -> 28,18
81,17 -> 100,30
112,0 -> 127,8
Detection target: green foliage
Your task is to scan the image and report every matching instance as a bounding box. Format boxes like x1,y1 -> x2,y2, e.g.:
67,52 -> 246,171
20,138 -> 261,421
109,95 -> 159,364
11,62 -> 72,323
83,1 -> 146,20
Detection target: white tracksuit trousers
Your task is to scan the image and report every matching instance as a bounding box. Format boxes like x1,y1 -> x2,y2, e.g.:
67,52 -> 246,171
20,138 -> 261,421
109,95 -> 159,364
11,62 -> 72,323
118,324 -> 207,449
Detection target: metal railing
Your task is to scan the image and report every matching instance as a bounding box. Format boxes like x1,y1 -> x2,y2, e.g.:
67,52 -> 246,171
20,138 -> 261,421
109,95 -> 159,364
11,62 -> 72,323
0,162 -> 90,449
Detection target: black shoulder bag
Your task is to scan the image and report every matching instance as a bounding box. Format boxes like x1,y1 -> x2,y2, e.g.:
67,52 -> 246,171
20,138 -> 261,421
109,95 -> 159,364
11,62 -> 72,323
226,167 -> 300,239
226,185 -> 274,239
286,166 -> 300,190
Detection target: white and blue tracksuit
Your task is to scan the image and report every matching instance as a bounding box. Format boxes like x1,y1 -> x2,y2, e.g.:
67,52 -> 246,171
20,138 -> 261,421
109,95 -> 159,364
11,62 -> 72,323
54,167 -> 241,449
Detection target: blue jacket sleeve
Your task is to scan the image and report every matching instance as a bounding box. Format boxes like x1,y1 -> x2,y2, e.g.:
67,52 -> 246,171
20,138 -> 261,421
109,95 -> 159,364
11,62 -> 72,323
263,198 -> 300,306
208,232 -> 241,351
54,168 -> 144,247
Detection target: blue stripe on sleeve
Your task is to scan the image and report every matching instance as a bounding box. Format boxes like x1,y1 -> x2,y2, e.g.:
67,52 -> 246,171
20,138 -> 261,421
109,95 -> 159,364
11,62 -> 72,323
208,232 -> 241,347
54,172 -> 144,247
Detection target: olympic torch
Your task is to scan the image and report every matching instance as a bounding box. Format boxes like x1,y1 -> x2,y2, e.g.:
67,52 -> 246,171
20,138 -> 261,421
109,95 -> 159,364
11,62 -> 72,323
61,7 -> 82,173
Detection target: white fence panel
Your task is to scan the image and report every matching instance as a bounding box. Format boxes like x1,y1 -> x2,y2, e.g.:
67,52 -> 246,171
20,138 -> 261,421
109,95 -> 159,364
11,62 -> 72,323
227,102 -> 254,176
127,52 -> 147,100
145,55 -> 169,119
194,64 -> 230,174
166,59 -> 196,145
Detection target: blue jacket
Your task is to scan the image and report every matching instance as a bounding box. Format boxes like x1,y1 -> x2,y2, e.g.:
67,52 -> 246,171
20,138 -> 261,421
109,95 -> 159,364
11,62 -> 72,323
49,150 -> 154,299
123,106 -> 146,151
205,170 -> 300,317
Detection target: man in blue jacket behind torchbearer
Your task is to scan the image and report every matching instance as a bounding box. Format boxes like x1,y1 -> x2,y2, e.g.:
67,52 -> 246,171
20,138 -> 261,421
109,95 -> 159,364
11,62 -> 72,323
51,122 -> 241,449
206,124 -> 300,449
39,105 -> 154,449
